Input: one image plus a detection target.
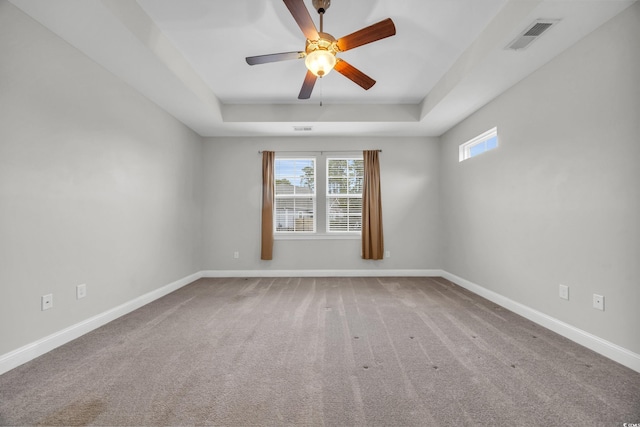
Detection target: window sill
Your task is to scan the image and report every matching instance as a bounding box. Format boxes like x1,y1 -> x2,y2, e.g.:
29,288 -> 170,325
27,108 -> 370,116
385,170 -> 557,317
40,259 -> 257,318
274,233 -> 361,241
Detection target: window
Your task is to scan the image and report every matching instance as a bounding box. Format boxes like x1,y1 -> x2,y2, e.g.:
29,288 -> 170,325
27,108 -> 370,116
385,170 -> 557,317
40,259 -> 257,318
273,154 -> 363,237
459,127 -> 498,161
327,158 -> 364,232
274,158 -> 316,233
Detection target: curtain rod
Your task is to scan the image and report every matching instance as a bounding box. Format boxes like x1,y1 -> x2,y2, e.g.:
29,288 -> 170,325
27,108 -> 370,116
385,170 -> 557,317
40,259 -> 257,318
258,149 -> 381,154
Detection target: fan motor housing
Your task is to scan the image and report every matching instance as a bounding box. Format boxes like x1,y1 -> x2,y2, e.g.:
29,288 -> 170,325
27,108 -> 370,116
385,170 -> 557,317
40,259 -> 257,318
305,32 -> 339,56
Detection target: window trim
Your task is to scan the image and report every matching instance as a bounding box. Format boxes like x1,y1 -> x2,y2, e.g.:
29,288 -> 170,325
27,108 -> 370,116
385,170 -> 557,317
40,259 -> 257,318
273,233 -> 360,241
273,153 -> 363,240
459,127 -> 498,162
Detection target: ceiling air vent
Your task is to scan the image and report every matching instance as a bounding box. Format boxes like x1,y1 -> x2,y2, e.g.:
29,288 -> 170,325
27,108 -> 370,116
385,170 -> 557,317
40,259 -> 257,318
507,19 -> 559,51
293,126 -> 313,132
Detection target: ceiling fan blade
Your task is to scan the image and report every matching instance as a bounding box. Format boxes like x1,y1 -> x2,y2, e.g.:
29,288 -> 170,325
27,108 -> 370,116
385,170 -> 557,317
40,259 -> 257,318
283,0 -> 320,41
334,60 -> 376,90
246,51 -> 305,65
336,18 -> 396,52
298,70 -> 317,99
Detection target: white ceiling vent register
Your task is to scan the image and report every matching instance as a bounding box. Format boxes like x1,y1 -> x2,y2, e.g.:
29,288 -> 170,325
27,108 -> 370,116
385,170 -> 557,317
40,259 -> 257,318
507,19 -> 560,51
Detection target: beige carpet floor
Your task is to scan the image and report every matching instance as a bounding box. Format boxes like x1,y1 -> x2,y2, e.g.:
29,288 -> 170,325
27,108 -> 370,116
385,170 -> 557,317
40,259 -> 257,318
0,276 -> 639,426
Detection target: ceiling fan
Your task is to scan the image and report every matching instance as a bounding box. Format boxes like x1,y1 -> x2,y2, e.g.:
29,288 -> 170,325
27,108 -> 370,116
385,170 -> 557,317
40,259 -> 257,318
246,0 -> 396,100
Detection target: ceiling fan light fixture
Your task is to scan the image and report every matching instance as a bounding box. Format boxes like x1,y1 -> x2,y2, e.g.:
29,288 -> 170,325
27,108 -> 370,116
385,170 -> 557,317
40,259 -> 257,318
245,0 -> 396,99
305,49 -> 336,77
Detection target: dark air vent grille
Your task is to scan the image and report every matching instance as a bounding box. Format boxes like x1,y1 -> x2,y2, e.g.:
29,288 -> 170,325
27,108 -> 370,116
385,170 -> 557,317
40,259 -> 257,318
524,22 -> 554,37
507,20 -> 559,51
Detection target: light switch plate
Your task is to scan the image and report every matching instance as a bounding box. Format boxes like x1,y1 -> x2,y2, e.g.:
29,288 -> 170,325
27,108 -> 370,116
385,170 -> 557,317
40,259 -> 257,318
559,284 -> 569,300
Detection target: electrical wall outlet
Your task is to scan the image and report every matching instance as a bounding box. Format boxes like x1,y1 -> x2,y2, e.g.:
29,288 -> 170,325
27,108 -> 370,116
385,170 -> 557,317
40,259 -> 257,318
233,251 -> 240,259
41,294 -> 53,311
385,250 -> 391,258
559,284 -> 569,300
593,294 -> 604,311
77,284 -> 87,299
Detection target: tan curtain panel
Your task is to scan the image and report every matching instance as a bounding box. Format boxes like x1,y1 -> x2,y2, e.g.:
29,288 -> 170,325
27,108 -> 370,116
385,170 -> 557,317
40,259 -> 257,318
261,151 -> 275,260
362,150 -> 384,260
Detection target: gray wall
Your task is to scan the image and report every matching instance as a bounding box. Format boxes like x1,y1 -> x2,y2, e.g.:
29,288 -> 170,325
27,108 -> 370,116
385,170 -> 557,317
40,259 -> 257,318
440,4 -> 640,354
0,2 -> 203,355
202,136 -> 441,272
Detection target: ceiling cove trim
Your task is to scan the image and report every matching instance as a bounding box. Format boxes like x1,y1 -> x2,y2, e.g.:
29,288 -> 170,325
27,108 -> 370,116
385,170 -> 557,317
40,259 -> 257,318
222,104 -> 420,123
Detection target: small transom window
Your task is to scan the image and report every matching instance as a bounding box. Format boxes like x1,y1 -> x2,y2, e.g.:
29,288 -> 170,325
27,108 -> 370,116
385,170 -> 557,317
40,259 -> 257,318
459,127 -> 498,162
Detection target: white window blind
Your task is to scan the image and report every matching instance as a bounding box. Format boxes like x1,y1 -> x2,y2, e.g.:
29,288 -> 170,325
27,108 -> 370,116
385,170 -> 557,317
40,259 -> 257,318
326,158 -> 363,233
274,158 -> 316,233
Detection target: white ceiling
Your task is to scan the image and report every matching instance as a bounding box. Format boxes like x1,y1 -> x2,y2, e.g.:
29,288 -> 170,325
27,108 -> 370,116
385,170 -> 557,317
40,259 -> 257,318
9,0 -> 636,137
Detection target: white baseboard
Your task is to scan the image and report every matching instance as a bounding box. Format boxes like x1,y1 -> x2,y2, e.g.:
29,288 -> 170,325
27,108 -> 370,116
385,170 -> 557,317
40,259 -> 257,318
3,269 -> 638,375
0,271 -> 202,376
202,269 -> 444,278
441,271 -> 640,374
